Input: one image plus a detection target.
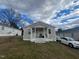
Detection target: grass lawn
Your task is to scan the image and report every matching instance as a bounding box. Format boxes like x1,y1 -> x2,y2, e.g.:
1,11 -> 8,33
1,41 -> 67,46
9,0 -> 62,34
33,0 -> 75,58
0,36 -> 79,59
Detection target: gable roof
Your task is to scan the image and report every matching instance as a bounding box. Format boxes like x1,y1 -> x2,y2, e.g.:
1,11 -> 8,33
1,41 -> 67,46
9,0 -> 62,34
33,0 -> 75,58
58,26 -> 79,33
24,21 -> 55,29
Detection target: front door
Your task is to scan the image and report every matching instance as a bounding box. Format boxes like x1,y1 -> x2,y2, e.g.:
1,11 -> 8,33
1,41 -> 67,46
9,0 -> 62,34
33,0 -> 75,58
36,28 -> 45,38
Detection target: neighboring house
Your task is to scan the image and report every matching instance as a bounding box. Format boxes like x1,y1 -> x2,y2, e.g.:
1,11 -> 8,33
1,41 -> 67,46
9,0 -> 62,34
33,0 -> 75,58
56,27 -> 79,40
0,24 -> 21,36
23,21 -> 56,43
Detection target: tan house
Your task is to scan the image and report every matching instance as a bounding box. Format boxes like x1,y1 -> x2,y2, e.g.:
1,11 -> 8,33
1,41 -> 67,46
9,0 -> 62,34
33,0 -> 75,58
23,21 -> 56,43
57,27 -> 79,40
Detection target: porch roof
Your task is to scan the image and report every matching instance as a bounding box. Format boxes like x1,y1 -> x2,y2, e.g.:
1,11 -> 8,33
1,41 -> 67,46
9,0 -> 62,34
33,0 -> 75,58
24,21 -> 55,29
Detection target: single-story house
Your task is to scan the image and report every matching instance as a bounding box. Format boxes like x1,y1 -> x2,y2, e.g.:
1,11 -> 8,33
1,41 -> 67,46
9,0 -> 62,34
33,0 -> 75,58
23,21 -> 56,43
56,27 -> 79,40
0,24 -> 21,36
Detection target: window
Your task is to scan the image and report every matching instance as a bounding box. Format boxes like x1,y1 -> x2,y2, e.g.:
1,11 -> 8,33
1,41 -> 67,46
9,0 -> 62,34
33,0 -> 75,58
28,29 -> 31,34
2,26 -> 4,30
48,29 -> 51,34
32,28 -> 35,32
71,33 -> 74,37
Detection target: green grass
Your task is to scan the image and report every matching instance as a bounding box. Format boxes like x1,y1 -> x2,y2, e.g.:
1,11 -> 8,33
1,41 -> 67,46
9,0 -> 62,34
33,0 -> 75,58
0,36 -> 79,59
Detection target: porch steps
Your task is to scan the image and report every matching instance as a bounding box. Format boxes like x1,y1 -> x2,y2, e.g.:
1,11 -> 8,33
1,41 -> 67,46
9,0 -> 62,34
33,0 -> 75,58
32,39 -> 46,43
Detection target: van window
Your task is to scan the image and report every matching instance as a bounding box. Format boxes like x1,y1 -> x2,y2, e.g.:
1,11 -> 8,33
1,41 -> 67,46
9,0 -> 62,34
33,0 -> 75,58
61,37 -> 68,41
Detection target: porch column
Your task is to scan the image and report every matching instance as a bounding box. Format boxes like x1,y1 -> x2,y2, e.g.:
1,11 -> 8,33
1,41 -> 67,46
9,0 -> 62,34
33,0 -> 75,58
47,28 -> 49,39
35,27 -> 36,38
43,28 -> 45,38
31,28 -> 32,39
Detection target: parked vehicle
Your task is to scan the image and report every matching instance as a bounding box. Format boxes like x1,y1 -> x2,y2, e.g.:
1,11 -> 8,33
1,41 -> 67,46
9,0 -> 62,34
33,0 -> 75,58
61,37 -> 79,48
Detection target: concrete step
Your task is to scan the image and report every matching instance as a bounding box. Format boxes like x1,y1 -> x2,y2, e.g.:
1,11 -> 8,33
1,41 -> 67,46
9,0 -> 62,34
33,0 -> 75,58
33,38 -> 46,43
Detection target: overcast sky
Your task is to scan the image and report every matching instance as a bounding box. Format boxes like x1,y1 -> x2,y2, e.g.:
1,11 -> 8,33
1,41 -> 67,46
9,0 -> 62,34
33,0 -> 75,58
0,0 -> 79,29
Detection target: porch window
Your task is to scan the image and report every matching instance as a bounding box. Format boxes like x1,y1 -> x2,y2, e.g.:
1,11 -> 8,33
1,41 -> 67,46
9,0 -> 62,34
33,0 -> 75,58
28,29 -> 31,34
49,29 -> 51,34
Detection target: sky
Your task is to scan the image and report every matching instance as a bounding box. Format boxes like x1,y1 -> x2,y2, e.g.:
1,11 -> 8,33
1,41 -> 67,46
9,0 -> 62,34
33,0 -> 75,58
0,0 -> 79,29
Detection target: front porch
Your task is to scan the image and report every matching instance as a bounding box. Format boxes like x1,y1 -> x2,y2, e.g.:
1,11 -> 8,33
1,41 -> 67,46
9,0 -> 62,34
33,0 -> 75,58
29,27 -> 51,43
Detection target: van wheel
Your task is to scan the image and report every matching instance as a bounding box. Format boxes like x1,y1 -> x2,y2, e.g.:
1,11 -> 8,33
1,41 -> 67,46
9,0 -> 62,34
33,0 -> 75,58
68,43 -> 73,48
